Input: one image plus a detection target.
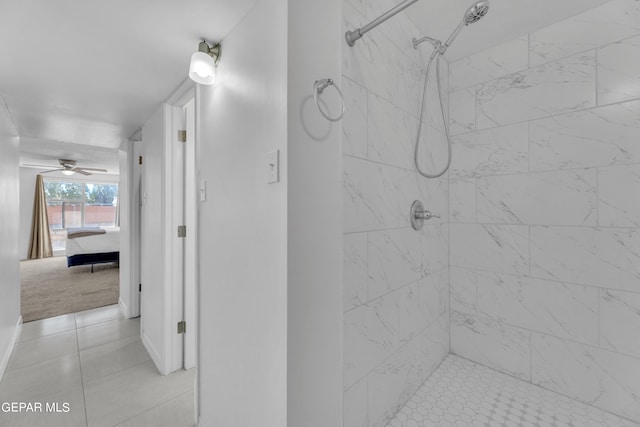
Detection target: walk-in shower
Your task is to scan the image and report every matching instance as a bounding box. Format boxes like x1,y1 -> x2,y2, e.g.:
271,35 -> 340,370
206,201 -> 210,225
413,1 -> 490,178
344,0 -> 640,425
345,0 -> 490,178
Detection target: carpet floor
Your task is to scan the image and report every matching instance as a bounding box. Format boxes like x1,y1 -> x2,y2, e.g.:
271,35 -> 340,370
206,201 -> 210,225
21,256 -> 119,323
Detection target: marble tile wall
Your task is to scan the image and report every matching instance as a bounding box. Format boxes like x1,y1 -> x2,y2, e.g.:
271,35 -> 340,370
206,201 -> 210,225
342,0 -> 450,425
447,0 -> 640,422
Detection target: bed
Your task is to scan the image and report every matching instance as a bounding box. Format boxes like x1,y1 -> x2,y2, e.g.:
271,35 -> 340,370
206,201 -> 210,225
65,227 -> 120,272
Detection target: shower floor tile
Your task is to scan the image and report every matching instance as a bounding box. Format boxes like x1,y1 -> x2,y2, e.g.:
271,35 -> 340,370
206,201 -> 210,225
386,354 -> 639,427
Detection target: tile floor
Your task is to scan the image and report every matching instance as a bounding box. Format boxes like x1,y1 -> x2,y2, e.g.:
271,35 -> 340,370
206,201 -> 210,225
386,355 -> 640,427
0,305 -> 195,427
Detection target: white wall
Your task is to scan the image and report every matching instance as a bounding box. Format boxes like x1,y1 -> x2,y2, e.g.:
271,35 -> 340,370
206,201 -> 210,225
448,0 -> 640,421
287,0 -> 343,425
0,100 -> 21,380
195,0 -> 288,424
18,167 -> 119,260
341,0 -> 450,425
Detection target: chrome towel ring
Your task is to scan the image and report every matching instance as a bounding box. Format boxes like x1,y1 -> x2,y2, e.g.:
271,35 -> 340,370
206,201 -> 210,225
313,78 -> 345,122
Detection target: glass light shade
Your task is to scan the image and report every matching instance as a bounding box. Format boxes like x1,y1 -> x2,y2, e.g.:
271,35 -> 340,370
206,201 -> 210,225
61,169 -> 75,176
189,51 -> 216,85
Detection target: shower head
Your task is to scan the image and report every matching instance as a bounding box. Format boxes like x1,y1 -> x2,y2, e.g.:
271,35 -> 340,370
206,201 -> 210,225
463,1 -> 490,25
412,0 -> 490,53
443,0 -> 490,50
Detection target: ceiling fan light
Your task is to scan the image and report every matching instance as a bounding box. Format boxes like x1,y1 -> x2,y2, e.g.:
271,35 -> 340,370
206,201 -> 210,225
61,169 -> 75,176
189,51 -> 216,85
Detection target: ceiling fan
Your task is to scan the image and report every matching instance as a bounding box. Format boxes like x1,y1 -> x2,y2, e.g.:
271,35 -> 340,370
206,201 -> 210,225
35,159 -> 108,176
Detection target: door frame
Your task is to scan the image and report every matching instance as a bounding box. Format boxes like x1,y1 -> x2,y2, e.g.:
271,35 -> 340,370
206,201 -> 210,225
125,138 -> 142,318
131,77 -> 198,414
165,80 -> 199,423
119,130 -> 142,320
165,79 -> 197,374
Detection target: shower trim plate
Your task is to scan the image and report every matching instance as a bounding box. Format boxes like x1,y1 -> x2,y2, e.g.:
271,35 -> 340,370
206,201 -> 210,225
410,200 -> 439,230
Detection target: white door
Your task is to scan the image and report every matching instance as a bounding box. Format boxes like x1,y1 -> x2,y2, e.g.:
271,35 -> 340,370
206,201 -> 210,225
140,104 -> 166,372
138,89 -> 197,374
133,140 -> 143,317
169,96 -> 196,371
139,99 -> 195,375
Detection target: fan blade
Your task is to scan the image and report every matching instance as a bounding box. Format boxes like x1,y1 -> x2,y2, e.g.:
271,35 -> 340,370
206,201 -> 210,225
23,163 -> 59,168
77,167 -> 108,172
74,169 -> 92,176
39,169 -> 63,174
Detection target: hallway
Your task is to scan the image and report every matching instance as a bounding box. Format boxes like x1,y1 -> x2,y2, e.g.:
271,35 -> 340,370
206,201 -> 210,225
0,305 -> 194,427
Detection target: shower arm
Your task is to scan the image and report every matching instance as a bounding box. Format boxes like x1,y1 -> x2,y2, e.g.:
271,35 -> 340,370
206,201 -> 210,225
346,0 -> 419,46
412,36 -> 440,49
413,20 -> 466,56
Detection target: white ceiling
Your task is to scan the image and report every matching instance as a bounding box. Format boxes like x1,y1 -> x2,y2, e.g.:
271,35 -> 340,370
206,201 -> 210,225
408,0 -> 613,60
0,0 -> 255,174
2,0 -> 612,175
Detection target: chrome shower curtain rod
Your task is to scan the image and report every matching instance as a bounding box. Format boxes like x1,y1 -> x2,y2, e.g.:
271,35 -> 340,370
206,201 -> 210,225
345,0 -> 419,46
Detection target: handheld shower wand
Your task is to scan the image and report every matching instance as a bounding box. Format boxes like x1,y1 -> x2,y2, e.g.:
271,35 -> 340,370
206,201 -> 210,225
444,1 -> 490,50
412,0 -> 490,178
414,1 -> 490,53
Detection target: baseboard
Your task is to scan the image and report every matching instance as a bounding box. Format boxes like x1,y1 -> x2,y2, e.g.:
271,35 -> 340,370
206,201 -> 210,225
0,316 -> 22,382
118,297 -> 129,318
141,331 -> 165,376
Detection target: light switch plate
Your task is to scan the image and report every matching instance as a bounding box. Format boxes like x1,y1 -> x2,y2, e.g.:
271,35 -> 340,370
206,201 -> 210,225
199,179 -> 206,202
267,150 -> 280,184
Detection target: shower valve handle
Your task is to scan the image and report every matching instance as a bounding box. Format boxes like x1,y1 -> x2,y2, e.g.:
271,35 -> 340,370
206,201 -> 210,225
415,210 -> 439,220
410,200 -> 439,230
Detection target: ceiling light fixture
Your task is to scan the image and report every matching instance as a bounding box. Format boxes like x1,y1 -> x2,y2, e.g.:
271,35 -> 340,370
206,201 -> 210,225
189,40 -> 221,85
61,169 -> 75,176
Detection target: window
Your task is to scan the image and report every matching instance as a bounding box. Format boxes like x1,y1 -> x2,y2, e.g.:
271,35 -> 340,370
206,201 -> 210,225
84,183 -> 119,227
44,179 -> 118,251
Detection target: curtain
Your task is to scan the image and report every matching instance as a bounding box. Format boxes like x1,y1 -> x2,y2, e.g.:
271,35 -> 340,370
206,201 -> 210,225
28,175 -> 53,259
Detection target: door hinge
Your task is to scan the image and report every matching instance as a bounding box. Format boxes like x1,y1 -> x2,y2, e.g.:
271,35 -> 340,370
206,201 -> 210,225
177,321 -> 186,334
177,225 -> 187,238
178,130 -> 186,143
138,155 -> 143,165
139,283 -> 141,292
